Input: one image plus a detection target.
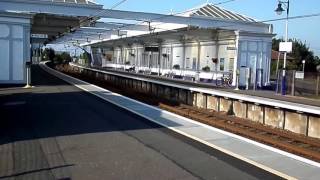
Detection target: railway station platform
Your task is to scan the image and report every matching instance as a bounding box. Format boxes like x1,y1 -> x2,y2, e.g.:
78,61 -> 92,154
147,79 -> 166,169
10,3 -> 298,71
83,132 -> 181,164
0,65 -> 284,180
79,64 -> 320,107
40,62 -> 320,180
68,63 -> 320,139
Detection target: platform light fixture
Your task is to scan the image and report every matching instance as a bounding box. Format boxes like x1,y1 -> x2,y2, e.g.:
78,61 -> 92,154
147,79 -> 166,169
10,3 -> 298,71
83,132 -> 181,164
275,0 -> 290,95
275,3 -> 285,15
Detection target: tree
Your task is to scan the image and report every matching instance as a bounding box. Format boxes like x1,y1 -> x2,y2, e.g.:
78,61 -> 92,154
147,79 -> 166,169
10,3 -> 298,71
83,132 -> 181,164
60,52 -> 72,63
272,38 -> 320,72
42,48 -> 55,61
51,52 -> 72,64
80,52 -> 91,66
272,38 -> 282,53
53,54 -> 63,64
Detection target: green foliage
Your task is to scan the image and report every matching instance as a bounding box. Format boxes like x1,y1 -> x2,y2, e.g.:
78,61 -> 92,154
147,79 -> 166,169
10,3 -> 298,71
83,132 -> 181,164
202,66 -> 211,72
80,52 -> 90,65
315,56 -> 320,72
42,48 -> 72,65
125,61 -> 131,65
272,38 -> 320,72
52,52 -> 72,64
42,48 -> 55,61
60,52 -> 72,63
53,55 -> 63,64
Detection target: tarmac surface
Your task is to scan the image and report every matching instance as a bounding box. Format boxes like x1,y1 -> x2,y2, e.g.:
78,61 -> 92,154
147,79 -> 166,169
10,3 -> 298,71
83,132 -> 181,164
0,66 -> 281,180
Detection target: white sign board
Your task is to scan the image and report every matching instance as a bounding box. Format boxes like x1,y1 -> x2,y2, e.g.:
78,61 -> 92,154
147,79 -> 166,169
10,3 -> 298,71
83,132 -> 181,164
279,42 -> 293,53
31,34 -> 48,39
227,46 -> 237,51
295,71 -> 305,79
118,30 -> 127,36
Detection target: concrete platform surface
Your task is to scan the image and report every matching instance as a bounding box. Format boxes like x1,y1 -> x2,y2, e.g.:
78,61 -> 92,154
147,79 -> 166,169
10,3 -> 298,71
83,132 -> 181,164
43,63 -> 320,180
0,65 -> 285,180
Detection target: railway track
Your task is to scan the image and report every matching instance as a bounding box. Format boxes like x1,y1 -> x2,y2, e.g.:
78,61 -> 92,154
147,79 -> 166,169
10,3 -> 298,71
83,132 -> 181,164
56,64 -> 320,163
159,103 -> 320,162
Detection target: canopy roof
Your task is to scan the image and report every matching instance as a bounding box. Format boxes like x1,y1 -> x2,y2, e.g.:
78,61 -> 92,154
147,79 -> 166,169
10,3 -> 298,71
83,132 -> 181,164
5,0 -> 99,6
47,0 -> 97,5
89,27 -> 237,48
0,0 -> 272,45
186,3 -> 256,23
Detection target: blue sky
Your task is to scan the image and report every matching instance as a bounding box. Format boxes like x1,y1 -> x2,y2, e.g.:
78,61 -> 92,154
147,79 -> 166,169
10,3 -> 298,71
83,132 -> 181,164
95,0 -> 320,56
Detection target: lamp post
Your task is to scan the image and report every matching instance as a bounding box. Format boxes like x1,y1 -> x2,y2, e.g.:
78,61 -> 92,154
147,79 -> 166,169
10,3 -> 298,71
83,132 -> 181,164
302,60 -> 306,72
275,0 -> 290,95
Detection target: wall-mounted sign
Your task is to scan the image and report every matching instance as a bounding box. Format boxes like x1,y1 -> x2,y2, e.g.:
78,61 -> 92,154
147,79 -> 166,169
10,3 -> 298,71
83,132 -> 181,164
295,71 -> 305,79
31,34 -> 48,39
279,42 -> 293,53
145,47 -> 159,52
227,46 -> 237,51
117,30 -> 127,36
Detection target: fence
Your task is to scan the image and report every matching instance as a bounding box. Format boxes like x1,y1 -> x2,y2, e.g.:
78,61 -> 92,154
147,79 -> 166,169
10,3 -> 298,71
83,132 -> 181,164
276,70 -> 320,98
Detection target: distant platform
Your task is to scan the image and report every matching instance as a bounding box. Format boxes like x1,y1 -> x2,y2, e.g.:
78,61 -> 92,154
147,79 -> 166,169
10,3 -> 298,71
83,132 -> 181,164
70,63 -> 320,115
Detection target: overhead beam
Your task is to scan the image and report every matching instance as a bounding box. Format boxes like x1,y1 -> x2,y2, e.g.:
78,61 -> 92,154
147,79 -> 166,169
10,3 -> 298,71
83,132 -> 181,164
60,34 -> 110,40
32,14 -> 80,28
0,0 -> 103,17
77,28 -> 126,35
71,31 -> 104,36
32,26 -> 69,33
1,0 -> 270,33
50,27 -> 121,44
97,9 -> 270,33
52,34 -> 105,43
77,27 -> 112,33
93,22 -> 149,31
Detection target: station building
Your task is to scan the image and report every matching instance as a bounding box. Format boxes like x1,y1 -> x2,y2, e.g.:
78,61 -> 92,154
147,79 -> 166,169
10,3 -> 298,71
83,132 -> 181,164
89,4 -> 274,87
0,0 -> 103,84
0,12 -> 31,84
0,1 -> 274,88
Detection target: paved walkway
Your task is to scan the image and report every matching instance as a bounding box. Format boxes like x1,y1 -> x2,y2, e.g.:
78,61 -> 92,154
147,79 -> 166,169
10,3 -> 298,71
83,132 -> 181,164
44,63 -> 320,180
0,65 -> 283,180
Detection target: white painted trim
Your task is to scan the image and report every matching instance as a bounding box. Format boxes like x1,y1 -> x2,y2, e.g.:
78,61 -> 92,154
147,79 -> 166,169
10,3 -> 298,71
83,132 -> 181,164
1,0 -> 102,8
0,16 -> 30,24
